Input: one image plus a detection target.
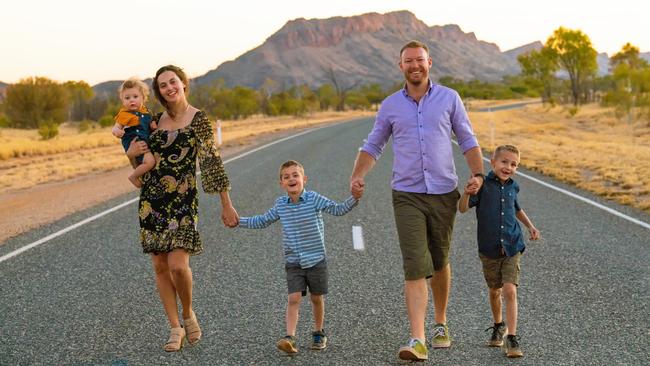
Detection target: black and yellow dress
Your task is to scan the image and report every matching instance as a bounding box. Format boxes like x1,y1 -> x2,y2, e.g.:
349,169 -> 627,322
138,110 -> 230,255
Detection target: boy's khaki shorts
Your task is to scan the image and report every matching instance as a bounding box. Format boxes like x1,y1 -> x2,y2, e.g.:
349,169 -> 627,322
479,252 -> 521,288
392,189 -> 460,280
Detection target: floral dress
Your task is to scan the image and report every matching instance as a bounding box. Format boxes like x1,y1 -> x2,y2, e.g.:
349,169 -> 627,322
138,110 -> 230,255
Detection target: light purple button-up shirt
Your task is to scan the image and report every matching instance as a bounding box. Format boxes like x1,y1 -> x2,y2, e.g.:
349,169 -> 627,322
361,80 -> 479,194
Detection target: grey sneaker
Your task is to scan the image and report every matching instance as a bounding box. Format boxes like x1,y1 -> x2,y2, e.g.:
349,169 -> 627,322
311,329 -> 328,350
277,335 -> 298,354
486,322 -> 507,347
398,338 -> 428,361
504,335 -> 523,358
430,323 -> 451,348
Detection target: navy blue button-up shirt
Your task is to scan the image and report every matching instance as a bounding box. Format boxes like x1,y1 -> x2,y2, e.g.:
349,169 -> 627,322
469,171 -> 525,258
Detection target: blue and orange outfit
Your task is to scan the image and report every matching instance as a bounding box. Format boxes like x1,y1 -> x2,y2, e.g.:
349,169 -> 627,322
115,105 -> 153,162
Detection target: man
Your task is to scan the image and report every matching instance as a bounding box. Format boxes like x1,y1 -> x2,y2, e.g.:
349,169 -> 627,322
350,40 -> 485,361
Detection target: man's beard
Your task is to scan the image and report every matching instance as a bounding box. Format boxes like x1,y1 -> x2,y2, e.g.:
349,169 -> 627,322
404,67 -> 428,85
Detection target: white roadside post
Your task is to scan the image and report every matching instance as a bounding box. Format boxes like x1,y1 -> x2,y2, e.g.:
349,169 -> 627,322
216,119 -> 222,146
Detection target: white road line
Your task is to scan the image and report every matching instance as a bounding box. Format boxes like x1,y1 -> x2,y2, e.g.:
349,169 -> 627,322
474,150 -> 650,230
0,125 -> 334,264
2,122 -> 648,263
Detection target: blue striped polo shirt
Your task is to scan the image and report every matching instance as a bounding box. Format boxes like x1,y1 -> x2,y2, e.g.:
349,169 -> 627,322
239,190 -> 358,268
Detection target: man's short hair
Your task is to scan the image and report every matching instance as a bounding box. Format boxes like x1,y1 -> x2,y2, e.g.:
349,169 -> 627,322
279,160 -> 304,179
400,40 -> 430,58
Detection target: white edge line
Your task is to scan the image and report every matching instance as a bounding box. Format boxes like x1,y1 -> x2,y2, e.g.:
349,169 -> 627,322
456,140 -> 649,230
3,121 -> 646,263
0,123 -> 343,264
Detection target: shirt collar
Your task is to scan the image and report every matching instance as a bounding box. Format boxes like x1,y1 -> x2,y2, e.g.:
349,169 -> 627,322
285,189 -> 307,204
487,170 -> 513,185
401,79 -> 434,98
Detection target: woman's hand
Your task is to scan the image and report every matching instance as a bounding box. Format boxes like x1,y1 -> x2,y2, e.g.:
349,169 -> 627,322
126,138 -> 150,159
221,204 -> 239,228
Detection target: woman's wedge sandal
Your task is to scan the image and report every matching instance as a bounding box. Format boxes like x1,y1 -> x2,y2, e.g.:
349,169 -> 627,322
164,327 -> 186,352
183,311 -> 202,345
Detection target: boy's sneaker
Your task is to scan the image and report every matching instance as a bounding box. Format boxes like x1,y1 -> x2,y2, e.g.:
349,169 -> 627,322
398,338 -> 428,361
430,323 -> 451,348
504,335 -> 523,358
277,335 -> 298,354
486,322 -> 507,347
311,329 -> 328,350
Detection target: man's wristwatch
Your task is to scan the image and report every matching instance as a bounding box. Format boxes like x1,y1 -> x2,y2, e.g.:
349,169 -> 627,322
473,172 -> 485,180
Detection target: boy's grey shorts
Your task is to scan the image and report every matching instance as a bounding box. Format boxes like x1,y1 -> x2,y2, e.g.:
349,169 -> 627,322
285,259 -> 328,296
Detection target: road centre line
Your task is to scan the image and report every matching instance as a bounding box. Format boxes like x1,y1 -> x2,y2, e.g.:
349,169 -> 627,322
1,123 -> 648,264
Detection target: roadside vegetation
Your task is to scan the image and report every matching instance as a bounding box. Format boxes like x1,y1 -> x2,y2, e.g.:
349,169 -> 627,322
0,26 -> 648,213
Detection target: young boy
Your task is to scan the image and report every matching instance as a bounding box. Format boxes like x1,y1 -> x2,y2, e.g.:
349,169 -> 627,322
237,160 -> 361,355
458,145 -> 540,358
112,78 -> 156,188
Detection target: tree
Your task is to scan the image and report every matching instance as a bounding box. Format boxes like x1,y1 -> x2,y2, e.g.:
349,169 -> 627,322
603,43 -> 650,124
545,27 -> 598,106
517,47 -> 559,103
5,77 -> 69,129
63,81 -> 94,121
322,65 -> 360,111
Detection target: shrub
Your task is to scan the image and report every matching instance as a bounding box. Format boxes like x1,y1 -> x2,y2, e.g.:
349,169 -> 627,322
38,120 -> 59,140
78,119 -> 93,132
99,115 -> 114,127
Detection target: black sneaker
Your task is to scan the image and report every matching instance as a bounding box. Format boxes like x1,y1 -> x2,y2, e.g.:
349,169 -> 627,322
311,329 -> 328,350
277,335 -> 298,354
485,322 -> 507,347
504,335 -> 523,358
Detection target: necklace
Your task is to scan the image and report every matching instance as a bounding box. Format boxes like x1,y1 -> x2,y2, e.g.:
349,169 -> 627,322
169,103 -> 190,122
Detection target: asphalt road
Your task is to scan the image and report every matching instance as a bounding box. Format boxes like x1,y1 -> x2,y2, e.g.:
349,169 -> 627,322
1,117 -> 648,365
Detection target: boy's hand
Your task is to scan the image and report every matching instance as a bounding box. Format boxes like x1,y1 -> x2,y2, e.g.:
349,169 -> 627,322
528,226 -> 541,240
112,125 -> 124,138
464,179 -> 479,195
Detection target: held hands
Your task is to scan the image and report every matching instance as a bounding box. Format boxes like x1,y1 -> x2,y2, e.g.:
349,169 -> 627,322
464,178 -> 479,195
221,204 -> 239,228
350,176 -> 365,200
150,120 -> 158,131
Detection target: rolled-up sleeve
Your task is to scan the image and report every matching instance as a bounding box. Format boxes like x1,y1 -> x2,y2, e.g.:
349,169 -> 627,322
360,103 -> 392,160
194,112 -> 231,193
450,93 -> 479,153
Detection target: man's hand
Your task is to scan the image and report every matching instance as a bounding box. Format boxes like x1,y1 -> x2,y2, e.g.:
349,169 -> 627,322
350,176 -> 365,200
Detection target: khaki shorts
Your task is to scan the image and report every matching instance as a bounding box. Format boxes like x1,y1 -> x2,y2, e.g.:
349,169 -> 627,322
392,189 -> 460,280
479,252 -> 521,288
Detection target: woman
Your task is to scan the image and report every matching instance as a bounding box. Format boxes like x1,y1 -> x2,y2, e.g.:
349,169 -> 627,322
128,65 -> 238,351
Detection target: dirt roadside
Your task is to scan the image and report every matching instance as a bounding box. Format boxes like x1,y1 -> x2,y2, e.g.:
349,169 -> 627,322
0,122 -> 356,245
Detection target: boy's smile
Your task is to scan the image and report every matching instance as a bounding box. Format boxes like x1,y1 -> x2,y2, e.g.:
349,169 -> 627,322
491,150 -> 519,183
280,166 -> 307,202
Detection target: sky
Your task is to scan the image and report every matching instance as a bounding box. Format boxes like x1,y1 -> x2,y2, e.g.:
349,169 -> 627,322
2,0 -> 647,85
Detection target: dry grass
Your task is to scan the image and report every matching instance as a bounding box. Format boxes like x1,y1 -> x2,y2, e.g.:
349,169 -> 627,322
469,103 -> 650,213
0,111 -> 372,193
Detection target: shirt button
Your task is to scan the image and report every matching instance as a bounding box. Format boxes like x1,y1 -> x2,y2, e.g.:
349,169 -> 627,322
501,226 -> 504,229
501,212 -> 504,215
501,239 -> 504,242
501,199 -> 505,202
